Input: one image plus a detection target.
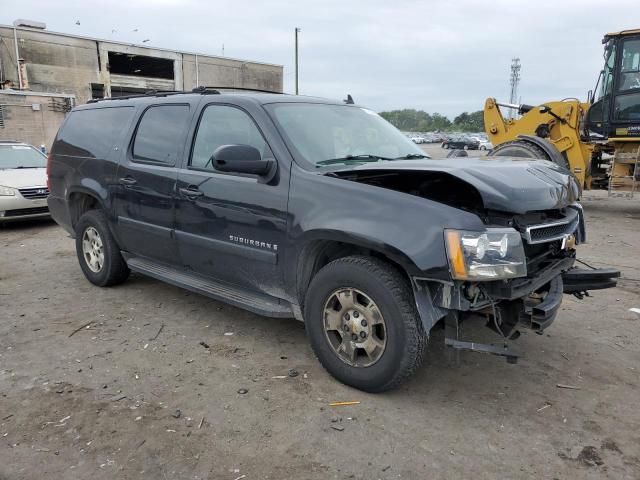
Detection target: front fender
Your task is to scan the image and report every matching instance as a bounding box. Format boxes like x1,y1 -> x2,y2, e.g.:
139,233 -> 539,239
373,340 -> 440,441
288,164 -> 486,279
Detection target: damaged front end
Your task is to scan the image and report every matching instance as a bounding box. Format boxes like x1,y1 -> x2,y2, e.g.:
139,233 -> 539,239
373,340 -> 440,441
412,203 -> 620,364
327,159 -> 619,363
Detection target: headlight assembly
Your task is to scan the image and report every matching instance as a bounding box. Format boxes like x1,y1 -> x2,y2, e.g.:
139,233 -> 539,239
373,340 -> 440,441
0,185 -> 17,196
445,228 -> 527,280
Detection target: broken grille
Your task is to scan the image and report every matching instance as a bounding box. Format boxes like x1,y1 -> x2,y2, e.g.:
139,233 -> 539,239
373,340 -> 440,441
523,209 -> 579,244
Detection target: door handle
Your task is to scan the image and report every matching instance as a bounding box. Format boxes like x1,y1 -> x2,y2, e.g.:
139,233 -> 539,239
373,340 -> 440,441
179,186 -> 204,198
119,176 -> 137,186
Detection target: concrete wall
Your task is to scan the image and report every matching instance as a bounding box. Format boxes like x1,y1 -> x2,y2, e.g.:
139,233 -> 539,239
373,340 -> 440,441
0,25 -> 283,147
0,26 -> 283,101
0,92 -> 72,148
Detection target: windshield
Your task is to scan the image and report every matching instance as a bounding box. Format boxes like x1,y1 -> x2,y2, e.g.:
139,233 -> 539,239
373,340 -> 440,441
265,103 -> 426,167
0,145 -> 47,169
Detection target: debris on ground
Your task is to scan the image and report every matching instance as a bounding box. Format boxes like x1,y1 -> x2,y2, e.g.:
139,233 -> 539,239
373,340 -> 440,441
577,446 -> 604,467
288,369 -> 299,378
382,465 -> 391,472
68,320 -> 94,337
237,388 -> 249,395
330,425 -> 345,432
198,417 -> 205,429
172,409 -> 181,418
150,324 -> 164,341
537,402 -> 552,412
329,401 -> 360,407
199,341 -> 210,349
224,332 -> 234,336
271,375 -> 287,379
556,384 -> 581,390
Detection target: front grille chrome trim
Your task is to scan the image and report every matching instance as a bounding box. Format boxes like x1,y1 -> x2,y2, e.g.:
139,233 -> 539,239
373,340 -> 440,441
523,210 -> 579,245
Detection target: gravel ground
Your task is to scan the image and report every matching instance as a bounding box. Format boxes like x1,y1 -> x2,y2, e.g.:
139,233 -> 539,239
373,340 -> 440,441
1,189 -> 639,479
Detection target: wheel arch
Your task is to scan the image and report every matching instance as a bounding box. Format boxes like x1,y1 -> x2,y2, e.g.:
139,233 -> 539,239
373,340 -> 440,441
66,186 -> 107,232
294,232 -> 419,309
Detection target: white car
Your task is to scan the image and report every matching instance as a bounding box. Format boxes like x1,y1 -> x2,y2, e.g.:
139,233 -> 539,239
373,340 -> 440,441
471,136 -> 493,150
0,141 -> 50,222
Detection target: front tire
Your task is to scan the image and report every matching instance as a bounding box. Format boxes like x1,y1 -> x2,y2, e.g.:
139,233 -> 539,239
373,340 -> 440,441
75,210 -> 129,287
304,256 -> 427,392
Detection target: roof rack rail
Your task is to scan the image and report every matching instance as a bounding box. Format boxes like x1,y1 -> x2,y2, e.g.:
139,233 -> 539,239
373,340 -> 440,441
87,90 -> 184,104
191,86 -> 284,95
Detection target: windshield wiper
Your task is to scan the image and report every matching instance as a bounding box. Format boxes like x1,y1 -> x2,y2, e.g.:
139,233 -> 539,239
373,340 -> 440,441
396,153 -> 430,159
14,166 -> 42,169
316,154 -> 395,167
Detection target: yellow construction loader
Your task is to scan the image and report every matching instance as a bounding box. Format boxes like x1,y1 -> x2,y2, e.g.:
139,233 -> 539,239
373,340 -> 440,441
484,29 -> 640,197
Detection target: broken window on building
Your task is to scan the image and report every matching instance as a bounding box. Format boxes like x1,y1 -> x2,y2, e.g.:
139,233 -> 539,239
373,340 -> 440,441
91,83 -> 105,99
107,52 -> 174,80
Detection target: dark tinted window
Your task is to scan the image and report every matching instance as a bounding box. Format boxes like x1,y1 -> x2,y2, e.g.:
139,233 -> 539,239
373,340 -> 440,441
133,105 -> 190,165
54,107 -> 135,158
191,105 -> 268,170
614,92 -> 640,121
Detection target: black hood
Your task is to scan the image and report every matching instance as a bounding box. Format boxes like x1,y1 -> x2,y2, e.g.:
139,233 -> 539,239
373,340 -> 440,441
325,156 -> 581,214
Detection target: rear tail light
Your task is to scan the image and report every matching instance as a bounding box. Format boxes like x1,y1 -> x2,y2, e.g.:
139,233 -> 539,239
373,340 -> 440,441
46,152 -> 52,190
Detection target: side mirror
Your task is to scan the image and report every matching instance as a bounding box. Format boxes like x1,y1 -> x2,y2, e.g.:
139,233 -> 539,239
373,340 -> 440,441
212,144 -> 274,176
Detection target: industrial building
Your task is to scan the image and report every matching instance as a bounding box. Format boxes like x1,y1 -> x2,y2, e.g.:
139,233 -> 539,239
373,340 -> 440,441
0,20 -> 283,147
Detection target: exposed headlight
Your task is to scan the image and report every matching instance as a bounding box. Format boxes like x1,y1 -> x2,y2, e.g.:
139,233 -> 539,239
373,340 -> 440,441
0,185 -> 17,196
445,228 -> 527,280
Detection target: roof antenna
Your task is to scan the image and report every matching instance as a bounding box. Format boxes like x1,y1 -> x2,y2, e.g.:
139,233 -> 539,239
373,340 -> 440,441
344,94 -> 354,104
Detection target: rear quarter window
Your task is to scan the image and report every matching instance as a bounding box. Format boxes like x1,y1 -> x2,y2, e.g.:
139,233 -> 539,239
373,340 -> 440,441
132,104 -> 190,165
53,107 -> 135,158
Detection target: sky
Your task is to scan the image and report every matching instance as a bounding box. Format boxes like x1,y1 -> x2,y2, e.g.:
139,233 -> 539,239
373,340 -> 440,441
2,0 -> 639,118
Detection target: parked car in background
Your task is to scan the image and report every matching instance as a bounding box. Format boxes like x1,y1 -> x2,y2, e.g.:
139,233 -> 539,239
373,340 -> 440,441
0,141 -> 50,222
478,139 -> 493,150
470,136 -> 493,151
442,136 -> 480,150
410,135 -> 425,144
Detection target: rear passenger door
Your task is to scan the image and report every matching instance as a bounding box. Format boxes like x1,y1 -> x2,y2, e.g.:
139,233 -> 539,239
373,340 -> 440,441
174,102 -> 289,296
113,103 -> 191,263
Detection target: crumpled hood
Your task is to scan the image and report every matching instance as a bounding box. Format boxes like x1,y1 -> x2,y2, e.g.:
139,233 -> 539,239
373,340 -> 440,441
0,168 -> 47,189
326,156 -> 581,214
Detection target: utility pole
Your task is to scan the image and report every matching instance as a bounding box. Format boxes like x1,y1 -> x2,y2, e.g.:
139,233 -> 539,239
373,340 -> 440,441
294,27 -> 300,95
508,58 -> 521,120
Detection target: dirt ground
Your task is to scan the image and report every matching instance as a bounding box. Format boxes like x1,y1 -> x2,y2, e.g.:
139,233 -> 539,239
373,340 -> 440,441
1,179 -> 639,478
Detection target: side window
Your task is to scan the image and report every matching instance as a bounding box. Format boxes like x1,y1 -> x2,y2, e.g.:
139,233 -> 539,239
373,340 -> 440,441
133,105 -> 190,165
54,107 -> 134,158
191,105 -> 269,170
618,38 -> 640,93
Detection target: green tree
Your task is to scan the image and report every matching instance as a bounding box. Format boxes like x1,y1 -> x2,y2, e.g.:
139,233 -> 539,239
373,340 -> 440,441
379,108 -> 483,132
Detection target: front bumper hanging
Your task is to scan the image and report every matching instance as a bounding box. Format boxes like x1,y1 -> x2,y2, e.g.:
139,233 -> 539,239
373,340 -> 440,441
561,267 -> 620,295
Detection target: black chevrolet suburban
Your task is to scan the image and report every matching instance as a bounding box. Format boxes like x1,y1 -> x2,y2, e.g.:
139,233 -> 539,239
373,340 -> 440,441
47,88 -> 618,392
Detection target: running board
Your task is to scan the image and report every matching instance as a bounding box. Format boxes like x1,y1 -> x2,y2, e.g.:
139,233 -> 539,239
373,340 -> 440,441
125,255 -> 294,318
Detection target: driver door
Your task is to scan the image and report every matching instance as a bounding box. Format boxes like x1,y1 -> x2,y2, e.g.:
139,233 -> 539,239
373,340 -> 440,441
174,103 -> 289,296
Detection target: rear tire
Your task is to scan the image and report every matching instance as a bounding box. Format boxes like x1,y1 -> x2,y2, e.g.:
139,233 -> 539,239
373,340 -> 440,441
75,210 -> 129,287
304,256 -> 427,392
